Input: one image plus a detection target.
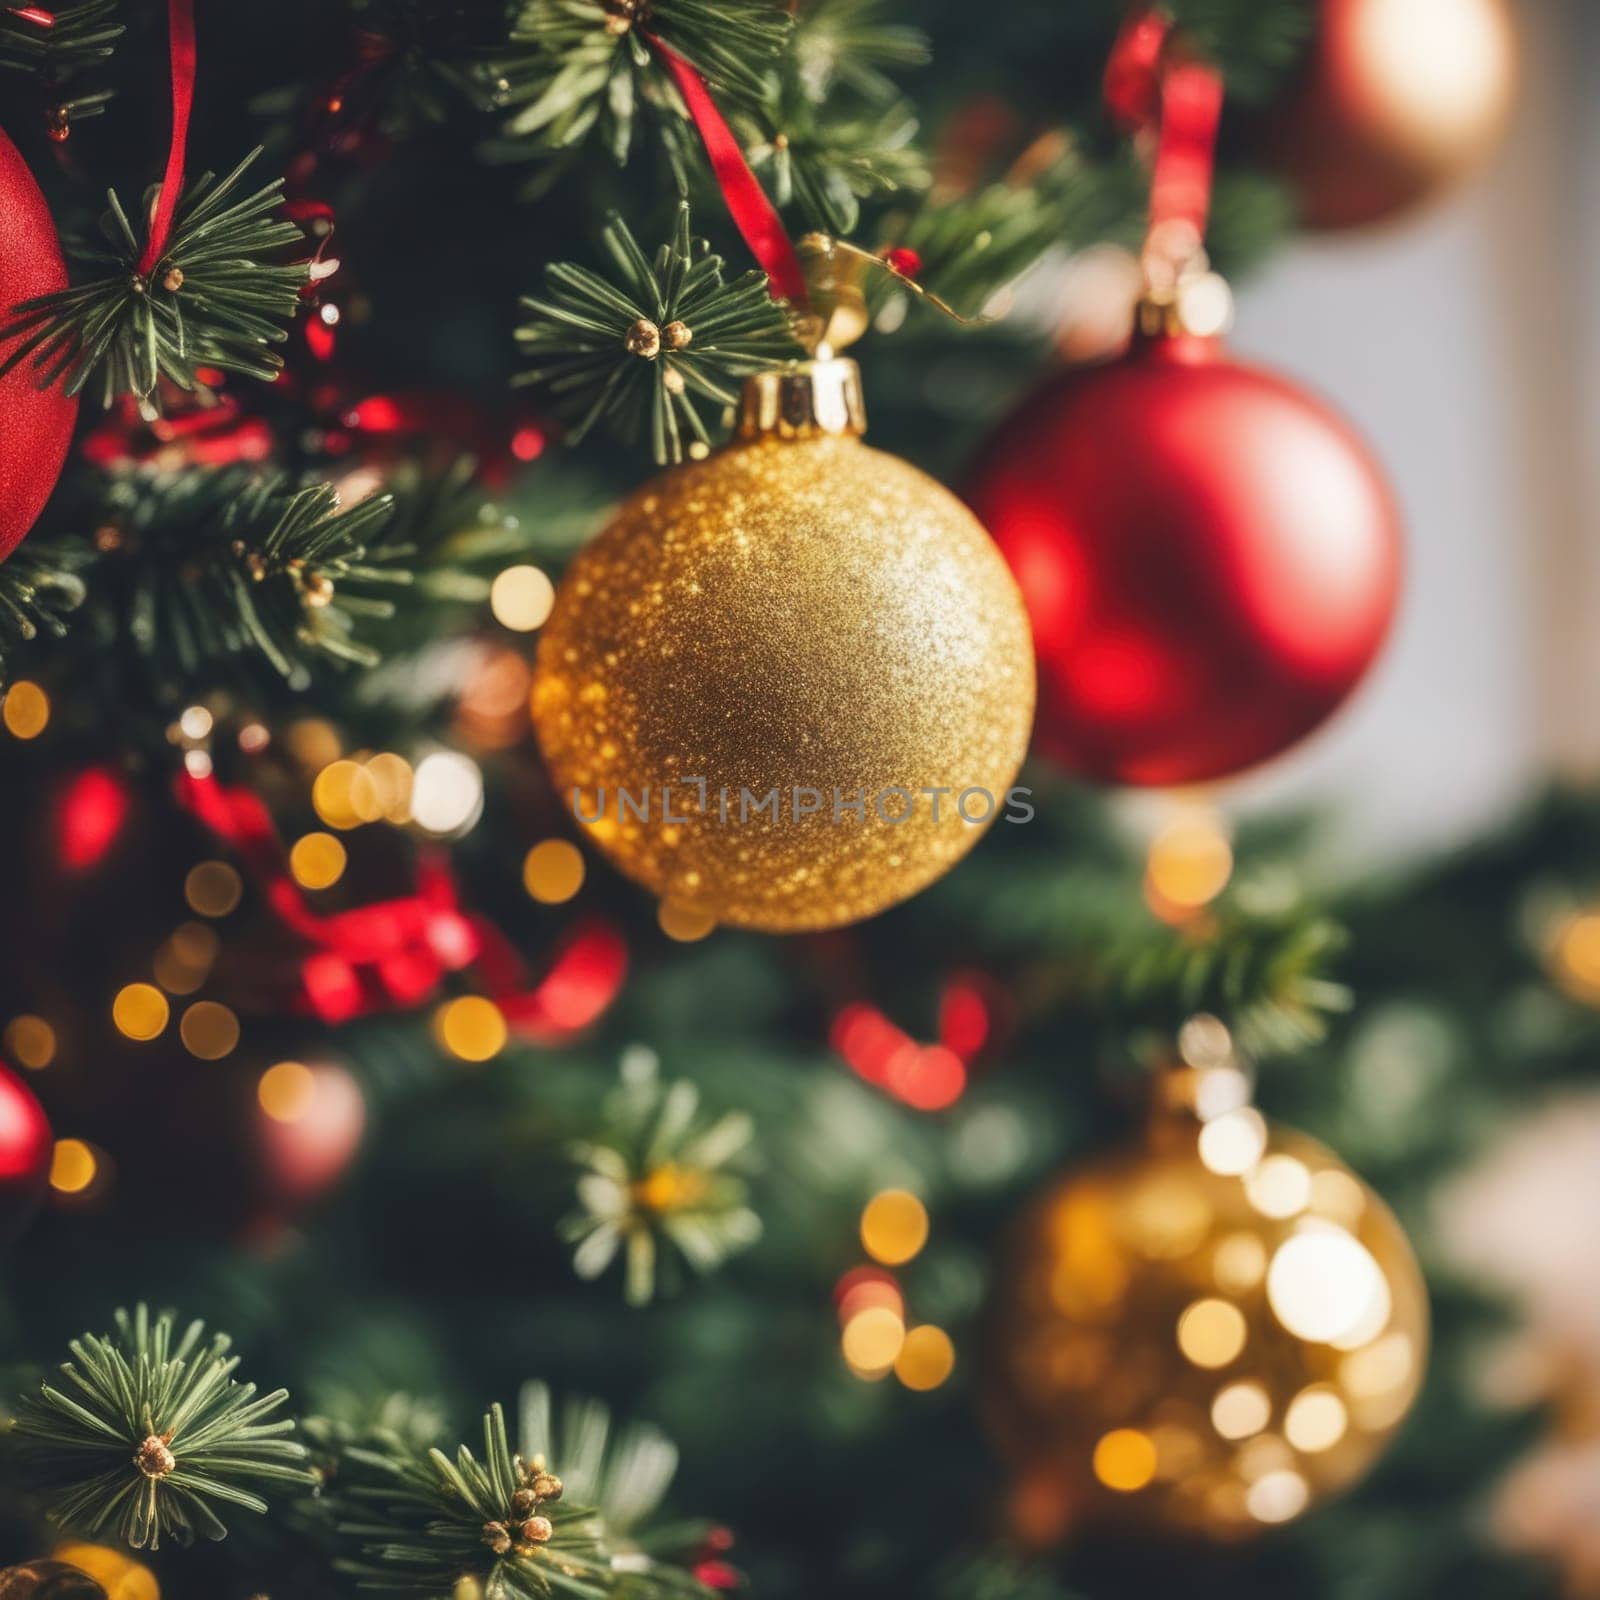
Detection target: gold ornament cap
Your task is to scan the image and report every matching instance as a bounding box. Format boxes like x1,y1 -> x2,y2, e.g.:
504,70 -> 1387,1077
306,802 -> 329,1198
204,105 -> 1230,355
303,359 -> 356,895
737,357 -> 866,441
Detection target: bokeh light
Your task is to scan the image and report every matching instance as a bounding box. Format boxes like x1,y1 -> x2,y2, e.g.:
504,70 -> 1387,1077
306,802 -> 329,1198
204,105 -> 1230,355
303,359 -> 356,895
841,1305 -> 906,1375
1176,1297 -> 1247,1368
153,922 -> 220,995
112,983 -> 170,1041
1146,811 -> 1233,912
860,1189 -> 929,1265
2,680 -> 50,739
179,1001 -> 241,1061
4,1014 -> 56,1069
490,565 -> 556,632
50,1139 -> 98,1194
1093,1428 -> 1158,1492
524,839 -> 586,904
894,1324 -> 955,1391
313,758 -> 381,830
658,901 -> 716,942
184,860 -> 243,917
411,752 -> 484,836
436,996 -> 508,1062
258,1060 -> 318,1123
290,831 -> 348,890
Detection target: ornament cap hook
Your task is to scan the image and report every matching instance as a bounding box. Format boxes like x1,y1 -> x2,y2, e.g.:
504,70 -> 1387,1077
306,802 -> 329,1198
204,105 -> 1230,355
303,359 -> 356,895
738,357 -> 867,441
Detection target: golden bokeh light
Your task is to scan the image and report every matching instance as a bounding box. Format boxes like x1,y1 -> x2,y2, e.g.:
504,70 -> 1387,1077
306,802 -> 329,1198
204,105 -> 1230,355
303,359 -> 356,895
1266,1230 -> 1387,1345
894,1324 -> 956,1391
290,831 -> 348,890
50,1139 -> 98,1195
523,839 -> 586,904
842,1305 -> 906,1374
179,1001 -> 241,1061
364,752 -> 415,822
1552,910 -> 1600,1004
436,996 -> 508,1062
1244,1468 -> 1309,1525
287,717 -> 342,770
313,758 -> 382,829
1176,1298 -> 1248,1369
1210,1380 -> 1271,1440
53,1541 -> 161,1600
258,1060 -> 318,1123
1093,1428 -> 1158,1492
1244,1153 -> 1312,1219
1146,813 -> 1233,910
1198,1106 -> 1267,1176
490,564 -> 556,632
4,1014 -> 57,1070
112,983 -> 170,1041
860,1189 -> 930,1266
411,751 -> 484,836
657,901 -> 717,942
1284,1385 -> 1348,1453
2,680 -> 50,739
184,860 -> 243,918
153,922 -> 220,995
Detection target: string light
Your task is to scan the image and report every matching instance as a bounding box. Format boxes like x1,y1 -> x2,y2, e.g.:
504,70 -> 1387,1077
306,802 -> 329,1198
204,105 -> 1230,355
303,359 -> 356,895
177,705 -> 213,741
112,983 -> 170,1041
2,680 -> 50,739
4,1014 -> 56,1069
290,831 -> 348,890
658,901 -> 716,942
860,1189 -> 929,1266
490,565 -> 556,632
184,860 -> 243,917
258,1061 -> 318,1123
50,1138 -> 98,1195
411,751 -> 484,837
523,839 -> 586,904
894,1325 -> 956,1391
179,1001 -> 240,1061
436,996 -> 508,1062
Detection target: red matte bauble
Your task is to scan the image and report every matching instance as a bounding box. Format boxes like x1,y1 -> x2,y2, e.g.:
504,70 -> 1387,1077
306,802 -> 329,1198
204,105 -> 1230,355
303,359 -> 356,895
966,331 -> 1401,786
0,1059 -> 53,1244
0,127 -> 77,562
1272,0 -> 1516,230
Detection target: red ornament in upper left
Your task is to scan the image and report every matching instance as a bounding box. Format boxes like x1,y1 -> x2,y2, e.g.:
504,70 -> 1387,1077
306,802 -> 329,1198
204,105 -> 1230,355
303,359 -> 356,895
0,126 -> 77,563
0,1058 -> 53,1244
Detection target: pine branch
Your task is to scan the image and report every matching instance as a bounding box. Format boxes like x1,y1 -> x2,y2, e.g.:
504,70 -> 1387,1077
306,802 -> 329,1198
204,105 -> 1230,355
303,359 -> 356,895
73,465 -> 410,699
0,0 -> 123,126
743,79 -> 928,237
486,0 -> 791,172
0,544 -> 89,688
6,1305 -> 312,1551
516,202 -> 801,464
791,0 -> 929,104
564,1064 -> 760,1306
0,149 -> 318,411
335,1400 -> 704,1598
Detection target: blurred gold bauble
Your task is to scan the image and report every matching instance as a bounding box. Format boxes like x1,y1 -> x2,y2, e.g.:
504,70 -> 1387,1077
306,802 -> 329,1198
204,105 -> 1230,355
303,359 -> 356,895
531,359 -> 1035,933
1274,0 -> 1517,229
0,1564 -> 107,1600
983,1080 -> 1428,1541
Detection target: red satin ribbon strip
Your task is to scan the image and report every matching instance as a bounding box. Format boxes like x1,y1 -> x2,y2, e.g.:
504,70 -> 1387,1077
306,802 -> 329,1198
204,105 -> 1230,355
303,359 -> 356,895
1104,8 -> 1224,243
136,0 -> 198,276
647,35 -> 808,305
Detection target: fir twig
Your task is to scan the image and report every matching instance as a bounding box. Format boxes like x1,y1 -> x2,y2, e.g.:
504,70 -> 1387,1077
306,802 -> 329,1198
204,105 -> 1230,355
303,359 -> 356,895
6,1305 -> 312,1551
516,202 -> 801,464
0,545 -> 89,687
0,149 -> 317,410
0,0 -> 123,125
791,0 -> 929,104
565,1064 -> 761,1306
486,0 -> 791,173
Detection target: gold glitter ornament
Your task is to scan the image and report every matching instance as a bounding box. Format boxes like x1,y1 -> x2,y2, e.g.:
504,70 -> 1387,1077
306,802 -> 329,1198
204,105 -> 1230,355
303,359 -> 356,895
531,356 -> 1034,932
983,1063 -> 1427,1543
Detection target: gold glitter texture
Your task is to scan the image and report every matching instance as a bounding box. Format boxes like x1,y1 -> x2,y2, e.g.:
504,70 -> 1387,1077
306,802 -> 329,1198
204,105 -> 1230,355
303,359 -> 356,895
531,432 -> 1035,931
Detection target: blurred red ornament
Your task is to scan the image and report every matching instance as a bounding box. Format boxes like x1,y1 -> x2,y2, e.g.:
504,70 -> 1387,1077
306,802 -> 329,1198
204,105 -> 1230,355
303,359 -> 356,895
256,1060 -> 366,1206
0,1059 -> 52,1244
1272,0 -> 1517,229
966,327 -> 1401,786
0,126 -> 77,562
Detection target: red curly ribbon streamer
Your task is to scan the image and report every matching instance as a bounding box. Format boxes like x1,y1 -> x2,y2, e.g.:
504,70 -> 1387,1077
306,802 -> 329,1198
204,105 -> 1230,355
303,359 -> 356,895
135,0 -> 198,276
173,769 -> 627,1035
646,36 -> 808,305
1104,8 -> 1224,244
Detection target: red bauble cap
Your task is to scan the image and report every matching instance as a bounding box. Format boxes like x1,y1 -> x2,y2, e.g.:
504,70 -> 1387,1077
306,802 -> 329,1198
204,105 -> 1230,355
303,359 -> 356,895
966,327 -> 1402,786
0,127 -> 78,563
0,1058 -> 53,1244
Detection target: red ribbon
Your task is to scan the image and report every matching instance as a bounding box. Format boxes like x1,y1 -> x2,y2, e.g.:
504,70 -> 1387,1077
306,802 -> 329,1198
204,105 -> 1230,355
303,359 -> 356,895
647,36 -> 808,306
136,0 -> 198,276
1104,8 -> 1224,246
173,770 -> 626,1037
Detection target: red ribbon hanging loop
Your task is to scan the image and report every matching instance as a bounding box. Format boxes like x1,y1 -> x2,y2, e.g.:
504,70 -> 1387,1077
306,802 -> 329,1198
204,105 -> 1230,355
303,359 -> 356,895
1104,8 -> 1224,253
646,36 -> 809,306
136,0 -> 198,276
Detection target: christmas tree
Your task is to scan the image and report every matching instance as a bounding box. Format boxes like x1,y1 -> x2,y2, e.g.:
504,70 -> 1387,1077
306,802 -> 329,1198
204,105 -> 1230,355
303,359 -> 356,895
0,2 -> 1579,1599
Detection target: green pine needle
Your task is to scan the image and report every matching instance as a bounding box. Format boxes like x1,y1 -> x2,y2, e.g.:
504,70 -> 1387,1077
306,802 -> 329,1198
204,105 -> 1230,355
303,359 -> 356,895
792,0 -> 930,103
516,202 -> 801,464
0,148 -> 314,410
487,0 -> 791,171
0,546 -> 88,688
0,0 -> 123,122
6,1306 -> 312,1551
